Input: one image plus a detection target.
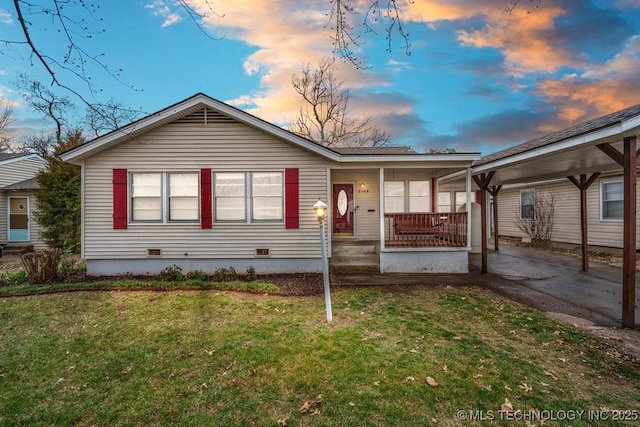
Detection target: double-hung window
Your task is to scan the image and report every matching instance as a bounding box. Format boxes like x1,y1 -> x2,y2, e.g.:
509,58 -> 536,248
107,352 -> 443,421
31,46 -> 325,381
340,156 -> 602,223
214,172 -> 284,222
385,180 -> 430,212
601,180 -> 623,220
520,189 -> 535,219
130,172 -> 199,223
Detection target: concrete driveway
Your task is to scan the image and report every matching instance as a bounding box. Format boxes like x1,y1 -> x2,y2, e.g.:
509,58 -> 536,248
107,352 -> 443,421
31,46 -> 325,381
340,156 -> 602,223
470,245 -> 639,328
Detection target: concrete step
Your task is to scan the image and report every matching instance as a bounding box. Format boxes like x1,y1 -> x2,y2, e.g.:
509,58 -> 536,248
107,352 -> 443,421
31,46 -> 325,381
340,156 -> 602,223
2,244 -> 34,255
330,252 -> 380,274
332,241 -> 379,255
329,262 -> 380,274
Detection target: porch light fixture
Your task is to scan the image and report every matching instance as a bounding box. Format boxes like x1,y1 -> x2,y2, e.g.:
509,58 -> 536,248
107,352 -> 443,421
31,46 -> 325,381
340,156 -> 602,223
313,199 -> 332,322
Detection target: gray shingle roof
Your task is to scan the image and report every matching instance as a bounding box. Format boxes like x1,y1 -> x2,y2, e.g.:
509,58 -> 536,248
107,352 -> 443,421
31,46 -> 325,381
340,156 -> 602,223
333,146 -> 417,155
1,177 -> 39,191
476,104 -> 640,166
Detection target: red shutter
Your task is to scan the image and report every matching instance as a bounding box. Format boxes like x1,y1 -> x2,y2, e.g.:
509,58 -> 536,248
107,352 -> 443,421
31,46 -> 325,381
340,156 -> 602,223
113,169 -> 128,229
285,168 -> 299,229
201,168 -> 212,229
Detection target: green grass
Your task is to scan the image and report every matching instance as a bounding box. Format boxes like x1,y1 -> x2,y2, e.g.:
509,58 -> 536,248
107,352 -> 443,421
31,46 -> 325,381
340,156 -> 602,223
0,286 -> 639,426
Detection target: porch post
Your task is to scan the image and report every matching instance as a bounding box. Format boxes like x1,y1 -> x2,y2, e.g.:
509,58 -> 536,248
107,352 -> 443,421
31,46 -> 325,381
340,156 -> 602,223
466,168 -> 472,251
431,177 -> 438,212
379,168 -> 385,251
567,173 -> 600,272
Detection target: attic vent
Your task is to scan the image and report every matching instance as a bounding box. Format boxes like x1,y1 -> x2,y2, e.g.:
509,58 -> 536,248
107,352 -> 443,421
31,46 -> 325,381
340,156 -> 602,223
175,108 -> 236,125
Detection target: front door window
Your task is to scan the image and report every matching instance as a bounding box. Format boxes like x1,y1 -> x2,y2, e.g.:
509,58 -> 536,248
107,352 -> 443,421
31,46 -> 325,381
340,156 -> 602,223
333,184 -> 354,236
9,197 -> 29,242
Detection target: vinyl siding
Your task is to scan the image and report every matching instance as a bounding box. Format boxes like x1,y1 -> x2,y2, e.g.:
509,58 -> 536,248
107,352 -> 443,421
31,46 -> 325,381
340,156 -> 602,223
0,193 -> 5,243
331,169 -> 380,240
497,174 -> 640,248
82,119 -> 330,260
0,158 -> 44,187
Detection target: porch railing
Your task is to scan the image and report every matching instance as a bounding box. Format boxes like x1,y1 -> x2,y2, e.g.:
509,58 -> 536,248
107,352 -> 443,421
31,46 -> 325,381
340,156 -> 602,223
384,212 -> 467,248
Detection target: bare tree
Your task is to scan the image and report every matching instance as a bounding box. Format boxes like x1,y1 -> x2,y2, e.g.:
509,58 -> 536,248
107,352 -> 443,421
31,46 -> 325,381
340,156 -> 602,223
289,57 -> 389,148
84,100 -> 142,137
14,74 -> 74,143
514,192 -> 556,247
0,102 -> 15,152
17,133 -> 56,157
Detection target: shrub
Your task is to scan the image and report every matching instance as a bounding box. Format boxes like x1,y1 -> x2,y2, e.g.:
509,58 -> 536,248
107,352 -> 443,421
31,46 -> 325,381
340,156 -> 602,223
185,269 -> 207,281
0,270 -> 29,287
58,252 -> 86,282
245,266 -> 258,281
158,265 -> 184,281
212,267 -> 238,282
21,249 -> 61,284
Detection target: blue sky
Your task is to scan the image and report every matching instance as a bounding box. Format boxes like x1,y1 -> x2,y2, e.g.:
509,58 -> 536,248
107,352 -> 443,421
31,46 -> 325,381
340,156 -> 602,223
1,0 -> 639,155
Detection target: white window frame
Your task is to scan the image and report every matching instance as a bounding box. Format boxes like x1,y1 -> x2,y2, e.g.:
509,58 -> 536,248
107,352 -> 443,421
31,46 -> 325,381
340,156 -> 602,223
130,172 -> 200,224
519,189 -> 535,220
385,180 -> 431,213
600,178 -> 623,221
214,171 -> 284,224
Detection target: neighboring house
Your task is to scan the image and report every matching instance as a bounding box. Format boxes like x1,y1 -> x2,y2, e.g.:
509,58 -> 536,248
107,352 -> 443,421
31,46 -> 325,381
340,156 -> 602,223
60,93 -> 480,275
495,172 -> 640,249
0,153 -> 48,251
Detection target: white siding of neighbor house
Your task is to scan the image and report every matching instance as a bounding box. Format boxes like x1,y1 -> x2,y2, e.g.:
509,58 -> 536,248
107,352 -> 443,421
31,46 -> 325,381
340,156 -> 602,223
82,116 -> 330,261
0,157 -> 44,187
497,173 -> 640,249
331,169 -> 380,241
1,157 -> 46,248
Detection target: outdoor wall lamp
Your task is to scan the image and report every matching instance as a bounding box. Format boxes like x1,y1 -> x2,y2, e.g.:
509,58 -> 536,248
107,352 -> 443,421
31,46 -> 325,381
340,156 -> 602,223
313,199 -> 332,322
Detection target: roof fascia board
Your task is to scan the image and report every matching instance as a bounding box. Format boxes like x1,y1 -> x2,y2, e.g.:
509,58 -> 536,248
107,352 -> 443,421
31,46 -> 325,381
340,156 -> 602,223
336,154 -> 480,163
0,153 -> 46,166
473,123 -> 624,174
621,115 -> 640,133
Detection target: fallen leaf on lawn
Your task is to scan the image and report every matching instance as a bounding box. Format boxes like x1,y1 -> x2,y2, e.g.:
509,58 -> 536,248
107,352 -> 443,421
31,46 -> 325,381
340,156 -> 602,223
299,401 -> 312,413
443,365 -> 449,373
501,398 -> 514,413
453,336 -> 462,340
544,370 -> 558,380
348,402 -> 356,407
431,418 -> 438,423
473,374 -> 483,379
504,385 -> 512,391
519,383 -> 532,393
277,417 -> 287,426
426,377 -> 438,387
540,382 -> 550,387
410,348 -> 419,354
559,357 -> 568,363
311,408 -> 321,416
405,376 -> 415,382
509,330 -> 517,335
373,381 -> 380,387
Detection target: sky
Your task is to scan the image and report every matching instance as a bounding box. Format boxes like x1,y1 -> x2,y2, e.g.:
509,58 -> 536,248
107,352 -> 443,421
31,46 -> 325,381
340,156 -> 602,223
1,0 -> 639,155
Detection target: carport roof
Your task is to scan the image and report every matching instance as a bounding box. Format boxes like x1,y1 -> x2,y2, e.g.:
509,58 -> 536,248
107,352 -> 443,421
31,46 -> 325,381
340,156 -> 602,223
450,103 -> 640,186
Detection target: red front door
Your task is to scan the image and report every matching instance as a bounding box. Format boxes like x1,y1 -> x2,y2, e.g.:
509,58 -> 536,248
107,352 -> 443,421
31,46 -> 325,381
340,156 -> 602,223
333,183 -> 354,236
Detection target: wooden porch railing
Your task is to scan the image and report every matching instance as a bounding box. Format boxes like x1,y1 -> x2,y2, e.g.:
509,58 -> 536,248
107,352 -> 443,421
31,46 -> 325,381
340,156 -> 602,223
384,212 -> 467,248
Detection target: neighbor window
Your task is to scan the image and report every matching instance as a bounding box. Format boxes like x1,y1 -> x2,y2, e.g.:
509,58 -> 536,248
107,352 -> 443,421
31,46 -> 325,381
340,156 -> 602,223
601,180 -> 623,220
130,172 -> 199,222
520,190 -> 535,219
214,172 -> 283,222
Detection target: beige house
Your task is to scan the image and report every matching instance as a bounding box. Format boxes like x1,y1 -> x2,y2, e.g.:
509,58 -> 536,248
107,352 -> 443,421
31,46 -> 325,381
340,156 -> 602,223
494,172 -> 640,250
60,93 -> 480,275
0,153 -> 47,253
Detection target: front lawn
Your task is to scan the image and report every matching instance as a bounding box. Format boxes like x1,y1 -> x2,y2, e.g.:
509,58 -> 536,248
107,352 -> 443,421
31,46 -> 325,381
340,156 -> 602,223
1,286 -> 638,425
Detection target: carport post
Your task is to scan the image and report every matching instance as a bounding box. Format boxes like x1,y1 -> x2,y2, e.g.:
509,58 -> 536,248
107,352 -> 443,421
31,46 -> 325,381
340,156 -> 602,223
487,185 -> 502,251
597,137 -> 637,328
622,137 -> 637,328
473,172 -> 495,274
567,173 -> 600,272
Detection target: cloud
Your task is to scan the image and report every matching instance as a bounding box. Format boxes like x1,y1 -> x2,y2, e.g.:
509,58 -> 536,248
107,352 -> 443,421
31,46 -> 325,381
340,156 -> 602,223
0,9 -> 13,25
145,1 -> 183,28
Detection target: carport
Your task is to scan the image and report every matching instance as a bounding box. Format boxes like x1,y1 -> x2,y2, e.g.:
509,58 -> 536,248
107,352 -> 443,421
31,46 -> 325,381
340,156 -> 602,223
442,105 -> 640,328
